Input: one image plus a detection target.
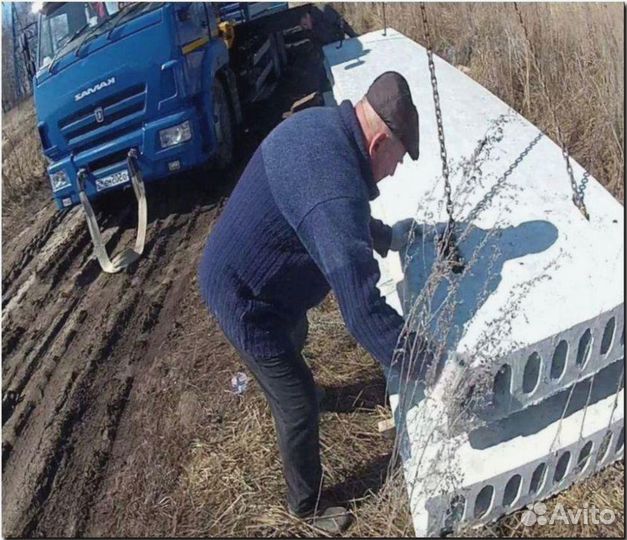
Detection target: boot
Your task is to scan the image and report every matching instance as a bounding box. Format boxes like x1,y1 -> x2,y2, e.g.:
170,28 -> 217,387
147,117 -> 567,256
290,503 -> 353,534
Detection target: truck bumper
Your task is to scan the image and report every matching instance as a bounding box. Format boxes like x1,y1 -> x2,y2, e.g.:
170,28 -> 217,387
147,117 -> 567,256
49,107 -> 210,210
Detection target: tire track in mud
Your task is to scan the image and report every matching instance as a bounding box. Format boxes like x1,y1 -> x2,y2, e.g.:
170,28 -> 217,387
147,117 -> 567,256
2,184 -> 196,402
5,179 -> 256,537
31,200 -> 210,537
2,185 -> 213,537
2,211 -> 95,403
2,200 -> 149,479
3,224 -> 165,536
2,205 -> 68,297
1,218 -> 140,473
2,296 -> 81,430
82,200 -> 224,538
2,206 -> 134,375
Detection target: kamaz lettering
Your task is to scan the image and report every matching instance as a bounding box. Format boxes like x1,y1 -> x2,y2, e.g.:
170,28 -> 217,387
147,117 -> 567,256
74,77 -> 116,102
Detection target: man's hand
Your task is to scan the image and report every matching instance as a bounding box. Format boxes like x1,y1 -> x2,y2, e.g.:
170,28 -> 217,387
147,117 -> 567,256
390,218 -> 420,252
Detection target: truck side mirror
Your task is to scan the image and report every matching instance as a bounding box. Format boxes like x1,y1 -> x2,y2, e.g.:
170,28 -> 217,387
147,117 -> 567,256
19,34 -> 36,78
27,59 -> 36,79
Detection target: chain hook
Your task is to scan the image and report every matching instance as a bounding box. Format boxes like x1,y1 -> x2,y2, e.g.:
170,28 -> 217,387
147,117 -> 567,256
420,3 -> 464,273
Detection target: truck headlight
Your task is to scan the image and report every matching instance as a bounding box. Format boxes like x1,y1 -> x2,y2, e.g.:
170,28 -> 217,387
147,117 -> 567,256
159,120 -> 192,148
50,170 -> 70,192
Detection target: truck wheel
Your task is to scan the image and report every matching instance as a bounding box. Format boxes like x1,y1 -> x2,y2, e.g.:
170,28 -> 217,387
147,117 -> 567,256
213,80 -> 234,169
276,31 -> 287,68
270,34 -> 282,79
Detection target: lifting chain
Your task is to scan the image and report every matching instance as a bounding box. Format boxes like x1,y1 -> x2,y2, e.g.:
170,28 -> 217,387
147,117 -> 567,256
420,3 -> 464,274
513,2 -> 590,220
420,3 -> 454,227
466,132 -> 543,222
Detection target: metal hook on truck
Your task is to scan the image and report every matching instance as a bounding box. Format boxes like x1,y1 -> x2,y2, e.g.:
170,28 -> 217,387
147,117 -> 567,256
26,2 -> 313,273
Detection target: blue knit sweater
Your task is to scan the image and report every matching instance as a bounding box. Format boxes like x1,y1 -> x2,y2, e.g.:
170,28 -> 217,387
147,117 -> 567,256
197,100 -> 405,367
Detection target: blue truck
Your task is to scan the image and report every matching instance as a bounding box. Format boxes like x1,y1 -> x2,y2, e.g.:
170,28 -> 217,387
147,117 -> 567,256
25,1 -> 312,272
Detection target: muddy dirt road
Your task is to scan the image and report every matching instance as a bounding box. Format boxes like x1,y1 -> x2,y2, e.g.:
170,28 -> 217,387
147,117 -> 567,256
2,38 -> 367,537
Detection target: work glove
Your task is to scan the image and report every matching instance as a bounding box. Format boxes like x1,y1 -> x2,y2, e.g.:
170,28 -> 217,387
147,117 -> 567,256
420,222 -> 452,244
390,218 -> 420,252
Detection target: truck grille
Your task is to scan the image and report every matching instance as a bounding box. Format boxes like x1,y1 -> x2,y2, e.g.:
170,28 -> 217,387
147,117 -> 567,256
88,147 -> 131,175
59,84 -> 146,153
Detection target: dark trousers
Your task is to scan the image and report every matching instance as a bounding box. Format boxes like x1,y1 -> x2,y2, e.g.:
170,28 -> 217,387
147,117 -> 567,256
237,317 -> 322,515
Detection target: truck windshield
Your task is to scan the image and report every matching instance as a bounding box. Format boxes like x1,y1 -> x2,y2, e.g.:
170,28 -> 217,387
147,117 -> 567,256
38,3 -> 120,68
38,2 -> 163,70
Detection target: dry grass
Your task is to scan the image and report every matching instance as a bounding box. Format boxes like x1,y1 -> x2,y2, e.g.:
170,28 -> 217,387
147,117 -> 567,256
333,2 -> 624,202
96,289 -> 408,537
1,98 -> 47,215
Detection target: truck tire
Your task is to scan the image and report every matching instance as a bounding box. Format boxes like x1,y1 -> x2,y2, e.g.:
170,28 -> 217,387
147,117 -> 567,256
213,79 -> 234,169
276,31 -> 287,68
270,33 -> 282,79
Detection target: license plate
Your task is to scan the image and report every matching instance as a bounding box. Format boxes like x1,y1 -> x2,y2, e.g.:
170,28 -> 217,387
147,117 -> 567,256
96,169 -> 130,191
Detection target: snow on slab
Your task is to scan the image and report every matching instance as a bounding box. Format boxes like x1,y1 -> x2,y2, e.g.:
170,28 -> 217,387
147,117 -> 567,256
323,29 -> 624,536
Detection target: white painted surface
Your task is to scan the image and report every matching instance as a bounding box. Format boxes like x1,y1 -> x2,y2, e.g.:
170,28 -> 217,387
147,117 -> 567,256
323,29 -> 623,355
323,29 -> 624,536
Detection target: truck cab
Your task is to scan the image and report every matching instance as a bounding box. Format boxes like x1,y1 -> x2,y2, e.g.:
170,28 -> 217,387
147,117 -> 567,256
34,2 -> 241,210
28,2 -> 310,272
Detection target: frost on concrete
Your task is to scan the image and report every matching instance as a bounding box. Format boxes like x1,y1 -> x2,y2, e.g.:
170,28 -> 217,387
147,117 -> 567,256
323,29 -> 624,536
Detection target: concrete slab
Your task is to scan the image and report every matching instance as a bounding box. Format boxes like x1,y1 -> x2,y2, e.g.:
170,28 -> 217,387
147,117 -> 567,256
389,359 -> 624,535
323,29 -> 624,536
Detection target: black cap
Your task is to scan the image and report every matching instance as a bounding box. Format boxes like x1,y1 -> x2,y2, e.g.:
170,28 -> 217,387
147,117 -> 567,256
365,71 -> 419,160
